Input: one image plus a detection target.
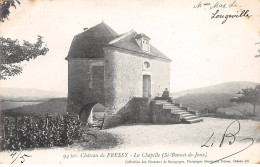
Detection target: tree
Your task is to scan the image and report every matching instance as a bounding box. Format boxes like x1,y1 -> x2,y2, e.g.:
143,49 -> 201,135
0,36 -> 49,80
229,85 -> 260,115
0,0 -> 21,22
0,0 -> 49,80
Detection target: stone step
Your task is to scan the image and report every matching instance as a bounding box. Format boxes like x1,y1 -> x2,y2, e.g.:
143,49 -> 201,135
181,113 -> 194,117
163,104 -> 179,107
186,117 -> 203,124
152,101 -> 203,124
182,115 -> 197,120
163,102 -> 178,107
155,102 -> 171,105
155,100 -> 168,102
171,109 -> 187,112
163,106 -> 180,109
154,100 -> 168,103
171,111 -> 189,115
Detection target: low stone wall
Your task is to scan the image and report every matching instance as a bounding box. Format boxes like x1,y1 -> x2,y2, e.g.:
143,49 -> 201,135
132,98 -> 151,123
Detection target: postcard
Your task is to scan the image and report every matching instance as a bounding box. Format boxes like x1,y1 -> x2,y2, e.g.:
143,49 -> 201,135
0,0 -> 259,164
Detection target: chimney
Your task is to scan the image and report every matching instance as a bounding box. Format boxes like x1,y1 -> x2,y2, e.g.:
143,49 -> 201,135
83,28 -> 88,31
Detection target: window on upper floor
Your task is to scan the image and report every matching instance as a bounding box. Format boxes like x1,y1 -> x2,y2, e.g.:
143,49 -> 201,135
142,39 -> 149,52
135,33 -> 151,53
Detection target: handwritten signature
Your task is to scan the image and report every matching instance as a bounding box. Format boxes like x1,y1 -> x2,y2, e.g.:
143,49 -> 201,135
201,120 -> 254,164
193,1 -> 251,24
193,1 -> 240,9
10,150 -> 31,164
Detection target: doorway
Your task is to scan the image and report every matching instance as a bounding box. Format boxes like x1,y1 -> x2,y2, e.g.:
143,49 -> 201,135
143,75 -> 151,98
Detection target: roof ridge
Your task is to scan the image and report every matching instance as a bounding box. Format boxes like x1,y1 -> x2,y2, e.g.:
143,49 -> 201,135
75,22 -> 118,37
108,30 -> 134,45
101,22 -> 118,38
74,23 -> 99,36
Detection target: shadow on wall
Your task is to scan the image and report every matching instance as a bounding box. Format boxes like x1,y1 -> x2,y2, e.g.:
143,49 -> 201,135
103,98 -> 151,129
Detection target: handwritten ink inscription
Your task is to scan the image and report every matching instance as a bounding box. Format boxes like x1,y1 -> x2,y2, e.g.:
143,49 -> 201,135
193,1 -> 252,24
201,120 -> 254,164
10,151 -> 31,164
193,1 -> 240,9
211,9 -> 250,24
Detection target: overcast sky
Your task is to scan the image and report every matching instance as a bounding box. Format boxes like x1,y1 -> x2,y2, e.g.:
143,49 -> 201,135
0,0 -> 260,93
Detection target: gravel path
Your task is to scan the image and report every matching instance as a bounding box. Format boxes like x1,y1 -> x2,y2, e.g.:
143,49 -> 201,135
105,117 -> 260,148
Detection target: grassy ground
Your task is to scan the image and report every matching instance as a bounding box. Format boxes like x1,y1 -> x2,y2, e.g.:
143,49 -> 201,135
0,98 -> 67,117
69,129 -> 121,150
0,101 -> 43,110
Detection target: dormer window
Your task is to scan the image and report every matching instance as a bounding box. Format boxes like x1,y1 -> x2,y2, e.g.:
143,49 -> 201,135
142,39 -> 149,52
135,33 -> 151,53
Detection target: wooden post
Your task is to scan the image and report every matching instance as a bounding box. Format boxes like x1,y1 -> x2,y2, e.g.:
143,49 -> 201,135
29,117 -> 32,131
3,117 -> 6,141
45,116 -> 49,130
100,114 -> 106,130
15,117 -> 18,140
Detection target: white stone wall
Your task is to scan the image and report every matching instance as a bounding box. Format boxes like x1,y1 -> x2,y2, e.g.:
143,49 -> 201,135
104,47 -> 170,114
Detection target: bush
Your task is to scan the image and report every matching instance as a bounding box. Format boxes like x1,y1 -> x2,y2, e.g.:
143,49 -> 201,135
200,106 -> 218,116
1,114 -> 83,150
199,106 -> 249,120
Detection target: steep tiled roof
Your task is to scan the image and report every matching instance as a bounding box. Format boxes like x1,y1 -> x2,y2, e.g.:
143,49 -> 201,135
66,22 -> 118,59
107,31 -> 171,61
66,22 -> 171,61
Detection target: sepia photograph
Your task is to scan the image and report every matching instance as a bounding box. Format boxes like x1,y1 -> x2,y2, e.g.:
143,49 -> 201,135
0,0 -> 259,164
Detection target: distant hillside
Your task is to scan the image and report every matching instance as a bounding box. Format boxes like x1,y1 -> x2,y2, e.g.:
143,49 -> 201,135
172,81 -> 259,98
0,88 -> 67,101
172,81 -> 260,115
174,93 -> 234,111
174,93 -> 260,116
1,98 -> 67,118
0,98 -> 106,119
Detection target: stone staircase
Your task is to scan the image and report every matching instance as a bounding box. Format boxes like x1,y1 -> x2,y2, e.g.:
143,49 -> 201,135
152,99 -> 203,124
